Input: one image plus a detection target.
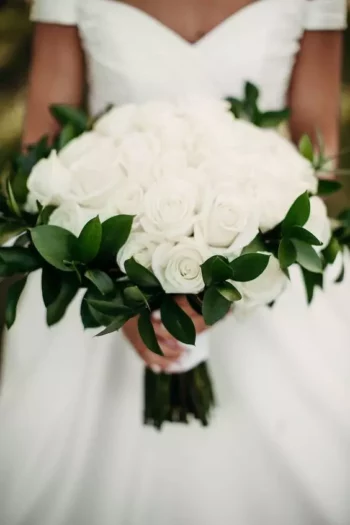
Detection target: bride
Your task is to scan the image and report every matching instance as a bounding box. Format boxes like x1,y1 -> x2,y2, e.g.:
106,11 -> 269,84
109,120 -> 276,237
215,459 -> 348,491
1,0 -> 350,524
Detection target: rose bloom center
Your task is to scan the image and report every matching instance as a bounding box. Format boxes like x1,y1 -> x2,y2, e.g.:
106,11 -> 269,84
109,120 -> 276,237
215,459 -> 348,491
179,258 -> 200,279
162,197 -> 188,222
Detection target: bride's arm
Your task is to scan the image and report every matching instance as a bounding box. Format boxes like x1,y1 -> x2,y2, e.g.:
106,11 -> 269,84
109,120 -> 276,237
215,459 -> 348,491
22,23 -> 85,146
288,31 -> 343,159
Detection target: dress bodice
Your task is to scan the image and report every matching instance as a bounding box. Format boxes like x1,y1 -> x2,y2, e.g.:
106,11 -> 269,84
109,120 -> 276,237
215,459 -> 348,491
31,0 -> 347,116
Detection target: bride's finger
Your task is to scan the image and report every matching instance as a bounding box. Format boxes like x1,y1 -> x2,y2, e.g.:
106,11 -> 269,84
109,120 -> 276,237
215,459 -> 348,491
153,322 -> 181,349
141,348 -> 181,372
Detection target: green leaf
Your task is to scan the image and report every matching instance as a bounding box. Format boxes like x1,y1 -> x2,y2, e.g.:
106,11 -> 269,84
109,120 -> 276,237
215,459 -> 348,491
287,226 -> 322,246
99,215 -> 134,258
50,105 -> 88,132
292,239 -> 323,274
0,247 -> 40,276
88,305 -> 116,327
242,82 -> 260,123
124,258 -> 161,289
259,109 -> 290,128
85,297 -> 131,316
302,268 -> 323,304
31,225 -> 77,271
56,123 -> 77,150
85,285 -> 130,315
216,282 -> 242,302
322,237 -> 341,265
202,286 -> 231,326
138,310 -> 163,355
283,192 -> 311,231
338,209 -> 350,227
85,269 -> 115,295
186,294 -> 203,316
299,134 -> 314,162
96,312 -> 132,336
317,179 -> 342,197
63,260 -> 84,282
46,273 -> 79,326
123,285 -> 150,309
160,296 -> 196,345
82,288 -> 121,327
80,294 -> 101,329
230,253 -> 270,282
36,205 -> 56,226
76,216 -> 102,263
278,238 -> 297,269
6,178 -> 21,217
226,97 -> 243,118
201,255 -> 233,287
41,266 -> 62,307
241,234 -> 266,255
282,267 -> 291,280
0,222 -> 26,246
335,261 -> 345,283
245,82 -> 259,105
10,168 -> 30,206
15,135 -> 50,178
5,276 -> 27,329
315,129 -> 326,164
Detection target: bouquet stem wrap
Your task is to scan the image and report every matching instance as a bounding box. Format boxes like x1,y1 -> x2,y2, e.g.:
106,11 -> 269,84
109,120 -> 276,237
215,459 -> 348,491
144,329 -> 212,428
144,361 -> 215,428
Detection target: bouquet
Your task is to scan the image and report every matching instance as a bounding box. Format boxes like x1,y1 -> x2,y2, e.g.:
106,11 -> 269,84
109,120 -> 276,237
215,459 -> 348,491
1,83 -> 349,429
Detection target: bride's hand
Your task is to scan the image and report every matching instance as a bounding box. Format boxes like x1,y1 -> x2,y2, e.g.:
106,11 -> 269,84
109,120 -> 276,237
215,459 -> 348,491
155,295 -> 207,336
122,297 -> 207,372
123,316 -> 184,372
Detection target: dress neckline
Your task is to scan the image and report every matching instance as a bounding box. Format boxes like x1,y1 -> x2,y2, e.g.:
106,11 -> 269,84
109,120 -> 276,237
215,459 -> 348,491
99,0 -> 262,46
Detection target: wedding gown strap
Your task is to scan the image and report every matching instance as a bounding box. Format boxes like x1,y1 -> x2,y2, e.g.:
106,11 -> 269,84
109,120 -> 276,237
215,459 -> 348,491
304,0 -> 347,30
30,0 -> 77,25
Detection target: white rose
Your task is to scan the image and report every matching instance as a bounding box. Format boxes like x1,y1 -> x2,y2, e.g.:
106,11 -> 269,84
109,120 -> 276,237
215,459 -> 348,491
109,180 -> 144,216
175,166 -> 210,201
209,125 -> 317,234
235,255 -> 288,310
155,117 -> 191,151
140,178 -> 198,239
27,150 -> 71,207
178,97 -> 233,130
157,150 -> 188,180
304,196 -> 332,248
137,101 -> 179,139
59,132 -> 126,208
139,101 -> 174,118
195,182 -> 259,259
94,104 -> 138,143
49,202 -> 98,236
117,232 -> 162,272
24,192 -> 39,214
117,131 -> 161,189
152,239 -> 210,294
255,182 -> 305,233
197,155 -> 243,183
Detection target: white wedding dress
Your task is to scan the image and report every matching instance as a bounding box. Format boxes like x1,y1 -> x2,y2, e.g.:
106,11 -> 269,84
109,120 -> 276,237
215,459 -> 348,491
1,1 -> 350,524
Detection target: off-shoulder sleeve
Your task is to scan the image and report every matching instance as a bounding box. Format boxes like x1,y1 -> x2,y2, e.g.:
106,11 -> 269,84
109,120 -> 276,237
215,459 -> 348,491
304,0 -> 347,30
30,0 -> 77,25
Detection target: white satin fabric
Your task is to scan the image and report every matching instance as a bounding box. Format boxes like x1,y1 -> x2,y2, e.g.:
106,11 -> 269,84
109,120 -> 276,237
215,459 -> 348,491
1,1 -> 350,524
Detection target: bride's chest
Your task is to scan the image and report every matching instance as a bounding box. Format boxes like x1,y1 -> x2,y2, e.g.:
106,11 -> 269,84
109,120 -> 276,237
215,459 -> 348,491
101,0 -> 257,44
75,0 -> 306,112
